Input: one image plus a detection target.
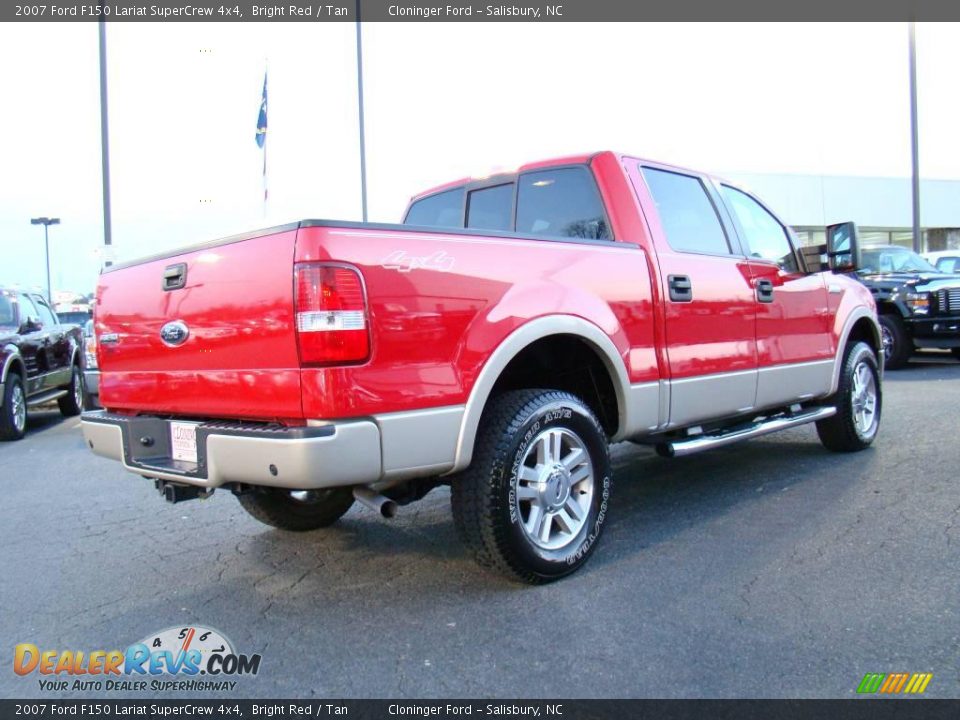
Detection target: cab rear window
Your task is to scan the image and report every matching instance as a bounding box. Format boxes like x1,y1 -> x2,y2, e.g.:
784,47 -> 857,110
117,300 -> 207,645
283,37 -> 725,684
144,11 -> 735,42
404,188 -> 464,228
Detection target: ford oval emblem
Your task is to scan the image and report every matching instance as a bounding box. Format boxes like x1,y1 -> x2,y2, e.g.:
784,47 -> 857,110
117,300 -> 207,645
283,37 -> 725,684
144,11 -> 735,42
160,320 -> 190,347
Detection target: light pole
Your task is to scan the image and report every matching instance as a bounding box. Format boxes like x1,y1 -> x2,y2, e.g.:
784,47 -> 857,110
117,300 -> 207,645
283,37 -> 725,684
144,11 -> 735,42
908,22 -> 921,253
30,217 -> 60,303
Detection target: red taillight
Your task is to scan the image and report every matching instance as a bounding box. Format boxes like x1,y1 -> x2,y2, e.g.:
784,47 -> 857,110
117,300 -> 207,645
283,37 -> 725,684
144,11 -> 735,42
294,264 -> 369,365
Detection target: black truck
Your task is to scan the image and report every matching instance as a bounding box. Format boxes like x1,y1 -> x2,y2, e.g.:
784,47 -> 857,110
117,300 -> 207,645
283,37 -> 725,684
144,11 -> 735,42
0,288 -> 86,440
856,245 -> 960,368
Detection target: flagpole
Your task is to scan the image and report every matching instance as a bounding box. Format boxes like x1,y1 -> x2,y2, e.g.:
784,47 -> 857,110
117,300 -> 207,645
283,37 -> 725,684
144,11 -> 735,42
355,0 -> 368,222
262,59 -> 268,219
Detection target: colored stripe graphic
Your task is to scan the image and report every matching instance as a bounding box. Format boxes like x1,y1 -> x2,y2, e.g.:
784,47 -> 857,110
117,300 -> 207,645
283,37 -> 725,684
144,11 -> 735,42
858,672 -> 932,694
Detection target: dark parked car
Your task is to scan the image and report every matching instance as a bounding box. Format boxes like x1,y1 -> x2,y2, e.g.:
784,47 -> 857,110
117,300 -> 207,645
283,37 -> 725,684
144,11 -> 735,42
856,246 -> 960,368
0,288 -> 86,440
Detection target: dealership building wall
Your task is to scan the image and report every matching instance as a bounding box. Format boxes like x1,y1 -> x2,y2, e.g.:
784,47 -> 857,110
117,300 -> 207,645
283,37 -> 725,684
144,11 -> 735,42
721,172 -> 960,252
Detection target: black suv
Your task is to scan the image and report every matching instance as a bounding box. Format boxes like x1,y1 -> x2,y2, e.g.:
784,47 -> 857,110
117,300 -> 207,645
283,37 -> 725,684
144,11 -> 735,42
0,288 -> 86,440
857,246 -> 960,368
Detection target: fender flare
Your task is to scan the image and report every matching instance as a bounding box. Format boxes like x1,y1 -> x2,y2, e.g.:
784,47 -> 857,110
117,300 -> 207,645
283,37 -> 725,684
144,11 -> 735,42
1,346 -> 25,385
830,308 -> 883,394
449,315 -> 632,473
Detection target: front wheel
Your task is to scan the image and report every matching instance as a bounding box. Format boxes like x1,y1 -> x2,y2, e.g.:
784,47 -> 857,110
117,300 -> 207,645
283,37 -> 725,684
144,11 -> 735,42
0,374 -> 28,441
816,341 -> 882,452
451,390 -> 612,584
237,487 -> 355,531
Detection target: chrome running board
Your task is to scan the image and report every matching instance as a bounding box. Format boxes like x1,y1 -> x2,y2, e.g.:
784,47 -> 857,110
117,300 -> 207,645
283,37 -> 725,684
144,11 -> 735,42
660,406 -> 837,458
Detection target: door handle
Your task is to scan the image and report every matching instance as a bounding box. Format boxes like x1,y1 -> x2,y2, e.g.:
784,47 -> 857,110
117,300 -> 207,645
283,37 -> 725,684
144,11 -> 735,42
756,279 -> 774,303
668,275 -> 693,302
162,263 -> 187,291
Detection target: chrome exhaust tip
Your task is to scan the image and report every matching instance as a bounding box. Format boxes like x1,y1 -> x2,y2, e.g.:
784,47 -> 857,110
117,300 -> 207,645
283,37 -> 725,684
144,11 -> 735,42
352,486 -> 398,519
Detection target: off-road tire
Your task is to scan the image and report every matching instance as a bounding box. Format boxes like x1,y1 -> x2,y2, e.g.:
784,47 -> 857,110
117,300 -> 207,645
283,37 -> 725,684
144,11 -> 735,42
58,364 -> 84,417
450,389 -> 612,584
0,374 -> 27,441
238,487 -> 355,531
879,314 -> 911,370
816,341 -> 882,452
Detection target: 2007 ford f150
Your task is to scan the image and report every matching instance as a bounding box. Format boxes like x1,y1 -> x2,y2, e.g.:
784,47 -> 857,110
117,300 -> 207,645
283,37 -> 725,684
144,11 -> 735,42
82,151 -> 883,583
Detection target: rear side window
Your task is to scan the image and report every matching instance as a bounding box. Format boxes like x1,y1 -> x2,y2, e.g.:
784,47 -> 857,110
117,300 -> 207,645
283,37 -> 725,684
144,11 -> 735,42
404,188 -> 464,228
466,183 -> 514,232
721,185 -> 798,272
515,167 -> 610,240
642,167 -> 730,255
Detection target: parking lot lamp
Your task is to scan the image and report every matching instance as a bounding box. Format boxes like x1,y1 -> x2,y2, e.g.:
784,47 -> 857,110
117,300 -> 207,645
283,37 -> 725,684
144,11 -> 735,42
30,216 -> 60,303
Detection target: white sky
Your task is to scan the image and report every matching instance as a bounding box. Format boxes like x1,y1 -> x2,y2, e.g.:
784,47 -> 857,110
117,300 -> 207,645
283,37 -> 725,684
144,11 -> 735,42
0,21 -> 958,295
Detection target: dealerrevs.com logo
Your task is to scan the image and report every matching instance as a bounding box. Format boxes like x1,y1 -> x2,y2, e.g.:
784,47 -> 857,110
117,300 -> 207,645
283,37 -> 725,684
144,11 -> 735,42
14,625 -> 262,693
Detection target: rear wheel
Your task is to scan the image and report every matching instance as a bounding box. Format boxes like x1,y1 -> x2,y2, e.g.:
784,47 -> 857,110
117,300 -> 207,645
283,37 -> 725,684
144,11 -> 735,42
879,314 -> 911,369
58,364 -> 84,417
237,487 -> 355,531
451,389 -> 612,584
816,341 -> 881,452
0,374 -> 27,441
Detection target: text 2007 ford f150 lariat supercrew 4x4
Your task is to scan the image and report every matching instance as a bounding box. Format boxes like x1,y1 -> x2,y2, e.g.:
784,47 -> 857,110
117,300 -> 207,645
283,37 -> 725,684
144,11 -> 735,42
82,151 -> 883,583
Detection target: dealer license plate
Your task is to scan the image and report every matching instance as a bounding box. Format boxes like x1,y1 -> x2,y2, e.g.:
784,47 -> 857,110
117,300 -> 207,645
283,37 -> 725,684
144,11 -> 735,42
170,421 -> 201,464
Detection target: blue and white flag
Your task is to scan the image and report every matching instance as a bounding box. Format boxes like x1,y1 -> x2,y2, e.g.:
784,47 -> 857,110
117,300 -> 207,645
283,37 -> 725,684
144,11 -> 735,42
256,70 -> 268,207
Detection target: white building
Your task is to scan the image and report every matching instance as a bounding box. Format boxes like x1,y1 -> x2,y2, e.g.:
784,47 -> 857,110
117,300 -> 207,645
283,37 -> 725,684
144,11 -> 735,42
724,172 -> 960,252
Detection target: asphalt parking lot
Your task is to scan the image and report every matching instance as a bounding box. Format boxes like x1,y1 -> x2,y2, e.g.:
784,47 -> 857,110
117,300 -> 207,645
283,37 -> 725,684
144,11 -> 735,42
2,355 -> 958,700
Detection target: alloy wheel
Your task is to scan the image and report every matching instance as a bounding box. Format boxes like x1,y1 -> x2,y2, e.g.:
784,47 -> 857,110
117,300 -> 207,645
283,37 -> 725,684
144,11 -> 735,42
515,427 -> 595,551
851,360 -> 878,437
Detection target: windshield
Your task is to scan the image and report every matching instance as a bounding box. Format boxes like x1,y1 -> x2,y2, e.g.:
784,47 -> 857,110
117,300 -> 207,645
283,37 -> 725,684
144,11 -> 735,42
860,247 -> 938,274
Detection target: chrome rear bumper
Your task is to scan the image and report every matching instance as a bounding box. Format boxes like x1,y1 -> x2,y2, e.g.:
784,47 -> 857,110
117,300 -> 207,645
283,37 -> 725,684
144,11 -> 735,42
81,411 -> 381,490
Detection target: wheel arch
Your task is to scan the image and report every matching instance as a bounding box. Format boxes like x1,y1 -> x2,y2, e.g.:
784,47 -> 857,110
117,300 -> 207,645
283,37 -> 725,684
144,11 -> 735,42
449,316 -> 632,473
2,347 -> 25,384
830,309 -> 884,394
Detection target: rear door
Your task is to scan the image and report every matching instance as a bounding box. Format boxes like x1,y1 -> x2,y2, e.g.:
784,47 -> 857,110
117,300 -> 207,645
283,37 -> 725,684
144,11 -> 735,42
33,295 -> 72,387
717,184 -> 834,407
630,164 -> 759,428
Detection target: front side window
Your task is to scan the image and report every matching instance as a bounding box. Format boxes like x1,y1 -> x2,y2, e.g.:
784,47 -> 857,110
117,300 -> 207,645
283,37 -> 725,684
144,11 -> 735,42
515,167 -> 610,240
466,183 -> 514,232
721,186 -> 798,272
18,294 -> 40,326
642,167 -> 730,255
404,188 -> 464,229
36,299 -> 58,328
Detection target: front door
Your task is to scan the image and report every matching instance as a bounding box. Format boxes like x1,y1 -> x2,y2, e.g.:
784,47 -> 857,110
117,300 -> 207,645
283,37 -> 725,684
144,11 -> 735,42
717,184 -> 834,408
16,294 -> 47,395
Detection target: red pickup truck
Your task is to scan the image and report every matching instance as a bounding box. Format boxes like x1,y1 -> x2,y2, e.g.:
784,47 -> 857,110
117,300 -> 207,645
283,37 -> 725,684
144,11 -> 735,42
82,151 -> 883,583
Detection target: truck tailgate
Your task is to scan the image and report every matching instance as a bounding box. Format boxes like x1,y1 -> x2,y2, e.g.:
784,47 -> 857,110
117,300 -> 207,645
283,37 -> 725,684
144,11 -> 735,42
96,227 -> 303,421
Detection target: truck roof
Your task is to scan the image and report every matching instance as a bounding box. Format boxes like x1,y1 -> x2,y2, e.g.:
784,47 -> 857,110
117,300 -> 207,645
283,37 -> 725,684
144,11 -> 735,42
408,150 -> 730,202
